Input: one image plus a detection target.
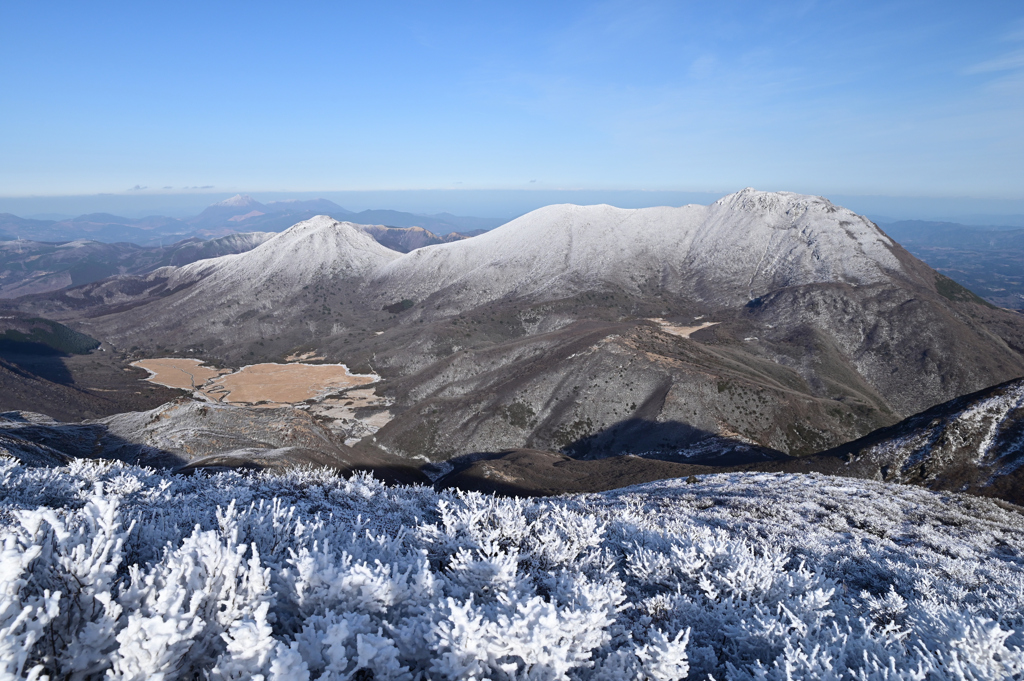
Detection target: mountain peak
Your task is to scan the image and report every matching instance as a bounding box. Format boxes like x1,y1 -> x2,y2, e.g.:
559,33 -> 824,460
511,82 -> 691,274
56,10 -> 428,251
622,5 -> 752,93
174,215 -> 401,289
711,188 -> 841,217
214,194 -> 261,208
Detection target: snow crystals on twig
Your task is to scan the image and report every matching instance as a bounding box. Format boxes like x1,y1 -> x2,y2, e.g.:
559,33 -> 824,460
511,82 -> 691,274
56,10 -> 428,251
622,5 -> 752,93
1,457 -> 1023,680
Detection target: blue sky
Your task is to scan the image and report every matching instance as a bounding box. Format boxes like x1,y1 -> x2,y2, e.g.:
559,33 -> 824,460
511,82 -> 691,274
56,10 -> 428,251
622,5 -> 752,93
2,1 -> 1023,206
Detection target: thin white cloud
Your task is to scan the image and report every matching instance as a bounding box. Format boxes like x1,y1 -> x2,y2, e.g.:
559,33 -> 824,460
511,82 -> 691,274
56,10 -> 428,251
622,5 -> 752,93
1002,18 -> 1024,43
965,50 -> 1024,75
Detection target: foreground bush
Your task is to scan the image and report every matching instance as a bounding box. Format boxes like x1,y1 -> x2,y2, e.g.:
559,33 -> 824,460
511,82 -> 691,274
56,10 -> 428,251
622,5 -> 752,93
2,457 -> 1024,680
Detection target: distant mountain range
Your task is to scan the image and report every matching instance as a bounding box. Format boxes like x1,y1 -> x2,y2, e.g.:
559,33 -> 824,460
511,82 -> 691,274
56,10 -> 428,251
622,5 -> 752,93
12,189 -> 1024,468
6,196 -> 1024,315
0,194 -> 505,245
0,232 -> 275,298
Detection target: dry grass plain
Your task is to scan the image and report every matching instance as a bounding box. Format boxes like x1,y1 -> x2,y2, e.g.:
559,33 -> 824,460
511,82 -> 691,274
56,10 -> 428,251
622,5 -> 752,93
132,358 -> 376,406
131,358 -> 229,390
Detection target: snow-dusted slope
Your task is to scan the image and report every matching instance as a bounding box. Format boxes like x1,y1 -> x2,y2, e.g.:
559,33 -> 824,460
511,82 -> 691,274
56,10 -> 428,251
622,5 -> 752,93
374,189 -> 904,308
808,376 -> 1024,502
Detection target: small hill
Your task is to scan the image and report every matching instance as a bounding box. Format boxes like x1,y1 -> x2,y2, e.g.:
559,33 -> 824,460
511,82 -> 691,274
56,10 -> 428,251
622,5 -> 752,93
763,376 -> 1024,504
170,215 -> 400,287
433,375 -> 1024,505
61,216 -> 403,364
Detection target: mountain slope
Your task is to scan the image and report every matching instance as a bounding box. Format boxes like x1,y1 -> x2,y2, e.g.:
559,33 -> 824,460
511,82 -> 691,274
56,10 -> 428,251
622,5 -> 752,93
356,190 -> 1024,458
435,375 -> 1024,504
0,400 -> 424,481
168,215 -> 399,288
757,376 -> 1024,504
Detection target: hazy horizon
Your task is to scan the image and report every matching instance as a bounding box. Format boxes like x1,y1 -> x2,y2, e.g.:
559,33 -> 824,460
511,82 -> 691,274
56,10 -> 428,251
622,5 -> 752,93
2,188 -> 1024,227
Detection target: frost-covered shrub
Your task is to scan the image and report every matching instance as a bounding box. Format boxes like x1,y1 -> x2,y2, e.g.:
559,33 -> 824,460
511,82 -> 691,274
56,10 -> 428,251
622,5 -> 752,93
2,456 -> 1024,680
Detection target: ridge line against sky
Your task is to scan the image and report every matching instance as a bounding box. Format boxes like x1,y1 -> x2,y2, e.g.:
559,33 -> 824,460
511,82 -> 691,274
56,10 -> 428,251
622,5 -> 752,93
1,1 -> 1022,201
3,189 -> 1024,225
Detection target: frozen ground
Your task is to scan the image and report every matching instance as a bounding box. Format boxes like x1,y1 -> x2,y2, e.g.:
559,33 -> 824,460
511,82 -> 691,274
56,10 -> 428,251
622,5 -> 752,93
2,460 -> 1023,680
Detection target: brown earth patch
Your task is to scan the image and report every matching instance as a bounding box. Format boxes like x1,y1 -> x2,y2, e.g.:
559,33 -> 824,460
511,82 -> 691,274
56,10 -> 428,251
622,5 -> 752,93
311,386 -> 395,445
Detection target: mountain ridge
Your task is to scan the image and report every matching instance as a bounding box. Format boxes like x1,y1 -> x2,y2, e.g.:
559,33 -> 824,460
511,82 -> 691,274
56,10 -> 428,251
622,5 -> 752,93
372,190 -> 906,312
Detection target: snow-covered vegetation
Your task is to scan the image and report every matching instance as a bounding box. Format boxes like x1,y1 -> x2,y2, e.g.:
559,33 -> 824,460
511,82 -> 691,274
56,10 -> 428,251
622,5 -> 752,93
2,457 -> 1024,680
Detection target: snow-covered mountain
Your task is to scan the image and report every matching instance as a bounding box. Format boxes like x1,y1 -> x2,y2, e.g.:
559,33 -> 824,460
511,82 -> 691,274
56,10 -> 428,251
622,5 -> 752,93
373,189 -> 906,310
167,215 -> 400,290
56,217 -> 402,358
212,193 -> 262,209
350,190 -> 1024,460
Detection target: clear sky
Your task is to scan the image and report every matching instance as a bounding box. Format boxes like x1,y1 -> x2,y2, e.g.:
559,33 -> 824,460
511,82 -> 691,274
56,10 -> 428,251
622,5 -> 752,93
2,1 -> 1023,203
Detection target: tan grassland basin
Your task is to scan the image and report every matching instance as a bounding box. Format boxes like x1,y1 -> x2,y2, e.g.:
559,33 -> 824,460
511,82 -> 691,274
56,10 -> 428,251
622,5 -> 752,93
646,318 -> 719,338
130,358 -> 230,390
132,358 -> 376,406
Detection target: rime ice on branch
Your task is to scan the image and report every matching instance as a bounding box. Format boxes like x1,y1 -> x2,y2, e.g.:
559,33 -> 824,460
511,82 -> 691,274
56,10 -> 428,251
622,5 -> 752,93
1,458 -> 1023,680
